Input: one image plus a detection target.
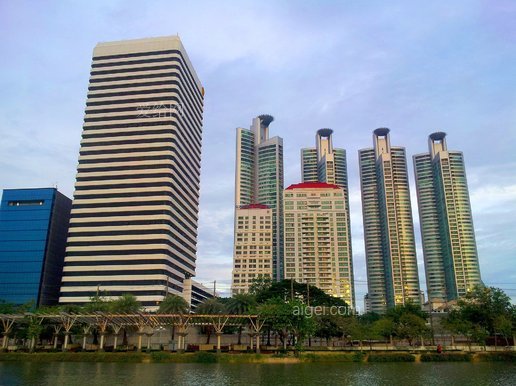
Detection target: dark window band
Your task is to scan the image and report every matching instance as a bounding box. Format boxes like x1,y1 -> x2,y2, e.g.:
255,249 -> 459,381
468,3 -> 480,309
92,49 -> 181,61
66,249 -> 195,271
91,49 -> 202,100
91,64 -> 183,76
63,257 -> 189,276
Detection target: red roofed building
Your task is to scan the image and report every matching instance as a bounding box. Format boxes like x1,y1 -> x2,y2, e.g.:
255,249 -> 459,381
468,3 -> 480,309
283,182 -> 355,309
286,182 -> 341,190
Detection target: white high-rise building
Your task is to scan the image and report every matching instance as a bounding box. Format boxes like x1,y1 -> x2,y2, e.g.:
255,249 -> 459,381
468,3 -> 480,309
231,204 -> 273,294
59,36 -> 204,309
283,182 -> 355,309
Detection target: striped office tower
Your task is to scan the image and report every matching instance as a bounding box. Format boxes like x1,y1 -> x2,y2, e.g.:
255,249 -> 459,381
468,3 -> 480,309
59,36 -> 204,309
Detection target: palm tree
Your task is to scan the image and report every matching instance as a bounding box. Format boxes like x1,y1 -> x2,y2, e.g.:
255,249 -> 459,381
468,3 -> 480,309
158,295 -> 190,341
109,294 -> 142,346
109,294 -> 141,314
196,298 -> 226,344
227,294 -> 257,345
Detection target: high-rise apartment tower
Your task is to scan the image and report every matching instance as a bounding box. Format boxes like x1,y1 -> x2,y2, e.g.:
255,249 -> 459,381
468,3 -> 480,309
413,132 -> 481,304
284,182 -> 355,309
359,128 -> 420,313
234,115 -> 284,281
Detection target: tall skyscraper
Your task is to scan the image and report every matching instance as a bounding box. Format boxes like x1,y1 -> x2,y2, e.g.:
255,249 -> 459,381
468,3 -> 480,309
59,36 -> 204,309
283,182 -> 355,308
300,129 -> 354,307
0,188 -> 71,306
359,128 -> 420,313
231,204 -> 273,294
413,132 -> 481,304
234,115 -> 284,280
301,128 -> 348,188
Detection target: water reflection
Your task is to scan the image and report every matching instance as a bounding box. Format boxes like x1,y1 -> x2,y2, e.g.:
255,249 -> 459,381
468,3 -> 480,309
0,362 -> 514,386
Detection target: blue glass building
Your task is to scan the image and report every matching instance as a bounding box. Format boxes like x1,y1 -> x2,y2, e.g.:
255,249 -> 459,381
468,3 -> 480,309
0,188 -> 71,306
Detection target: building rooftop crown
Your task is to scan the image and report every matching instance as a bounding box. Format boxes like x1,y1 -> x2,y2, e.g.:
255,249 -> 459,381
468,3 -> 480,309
240,203 -> 270,209
317,128 -> 333,137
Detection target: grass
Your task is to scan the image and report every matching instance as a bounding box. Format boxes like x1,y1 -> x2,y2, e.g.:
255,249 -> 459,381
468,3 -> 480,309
0,352 -> 145,363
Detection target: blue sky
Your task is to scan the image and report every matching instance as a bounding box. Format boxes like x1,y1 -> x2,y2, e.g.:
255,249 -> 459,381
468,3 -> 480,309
1,0 -> 515,304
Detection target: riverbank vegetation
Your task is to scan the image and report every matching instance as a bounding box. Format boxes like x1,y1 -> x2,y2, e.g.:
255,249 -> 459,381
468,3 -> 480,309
1,281 -> 515,353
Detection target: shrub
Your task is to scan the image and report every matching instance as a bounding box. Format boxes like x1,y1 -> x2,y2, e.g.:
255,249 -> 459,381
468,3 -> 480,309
421,353 -> 471,362
352,351 -> 366,362
150,352 -> 171,362
476,352 -> 516,362
194,351 -> 218,363
367,353 -> 415,362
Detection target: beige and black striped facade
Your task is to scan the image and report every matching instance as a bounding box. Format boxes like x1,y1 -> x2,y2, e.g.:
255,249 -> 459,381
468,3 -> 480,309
59,36 -> 204,309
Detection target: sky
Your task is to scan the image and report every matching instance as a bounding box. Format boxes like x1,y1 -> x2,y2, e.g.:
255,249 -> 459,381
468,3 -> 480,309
0,0 -> 515,305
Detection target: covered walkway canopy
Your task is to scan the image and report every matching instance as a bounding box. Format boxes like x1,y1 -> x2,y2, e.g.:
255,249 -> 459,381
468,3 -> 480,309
0,313 -> 266,352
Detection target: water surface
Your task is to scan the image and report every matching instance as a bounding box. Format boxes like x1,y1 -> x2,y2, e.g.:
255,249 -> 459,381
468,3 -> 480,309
0,362 -> 514,386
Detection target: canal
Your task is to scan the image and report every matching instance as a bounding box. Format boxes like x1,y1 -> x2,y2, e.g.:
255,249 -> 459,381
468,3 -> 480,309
1,362 -> 514,385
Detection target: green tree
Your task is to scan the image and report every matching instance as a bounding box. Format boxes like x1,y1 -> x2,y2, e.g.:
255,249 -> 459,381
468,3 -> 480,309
248,276 -> 273,295
227,293 -> 257,345
396,313 -> 430,346
314,313 -> 342,346
83,293 -> 111,313
196,298 -> 227,344
372,317 -> 395,347
258,298 -> 293,350
494,315 -> 512,347
158,294 -> 189,314
109,294 -> 141,313
443,286 -> 514,349
158,294 -> 189,341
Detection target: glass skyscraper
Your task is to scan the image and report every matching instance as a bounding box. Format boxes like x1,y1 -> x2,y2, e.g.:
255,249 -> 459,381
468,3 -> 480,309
0,188 -> 71,306
300,128 -> 354,308
359,128 -> 420,314
234,115 -> 284,281
413,132 -> 481,304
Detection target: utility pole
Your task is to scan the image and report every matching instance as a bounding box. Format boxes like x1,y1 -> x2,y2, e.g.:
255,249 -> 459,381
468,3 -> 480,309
307,282 -> 310,307
213,280 -> 217,297
291,279 -> 294,301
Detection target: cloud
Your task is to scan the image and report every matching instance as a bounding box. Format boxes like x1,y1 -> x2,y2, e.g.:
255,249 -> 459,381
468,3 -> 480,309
1,0 -> 515,302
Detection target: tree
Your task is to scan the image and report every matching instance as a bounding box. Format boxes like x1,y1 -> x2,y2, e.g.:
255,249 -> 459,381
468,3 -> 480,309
314,314 -> 342,346
158,294 -> 189,342
227,293 -> 257,345
443,286 -> 514,349
254,279 -> 349,308
248,276 -> 273,296
396,313 -> 430,346
83,294 -> 110,313
258,298 -> 293,350
373,317 -> 395,347
494,315 -> 512,347
158,294 -> 189,314
109,294 -> 141,313
196,298 -> 227,344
